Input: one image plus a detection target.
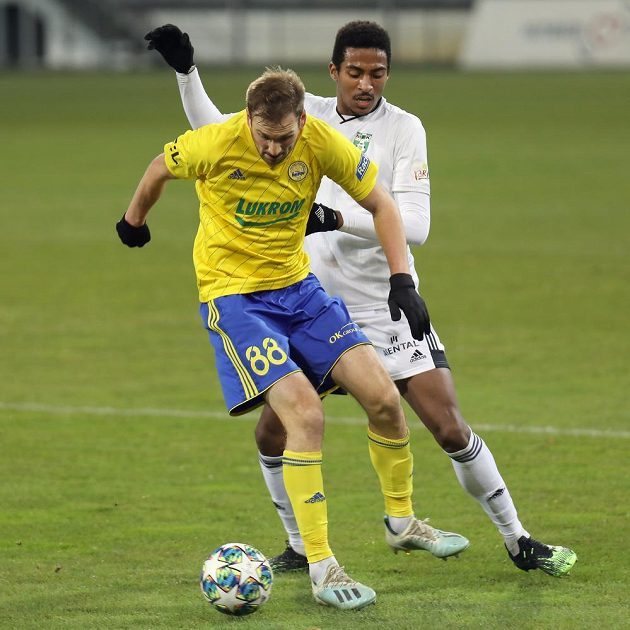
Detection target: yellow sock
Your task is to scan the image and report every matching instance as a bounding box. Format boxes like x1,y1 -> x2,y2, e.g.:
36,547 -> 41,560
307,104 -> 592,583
282,450 -> 332,563
367,428 -> 414,517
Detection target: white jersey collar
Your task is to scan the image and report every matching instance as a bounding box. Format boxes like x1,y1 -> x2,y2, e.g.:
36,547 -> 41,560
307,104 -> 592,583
335,97 -> 386,125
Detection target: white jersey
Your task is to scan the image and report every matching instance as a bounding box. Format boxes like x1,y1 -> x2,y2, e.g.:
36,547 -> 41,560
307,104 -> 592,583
304,93 -> 429,310
176,70 -> 431,312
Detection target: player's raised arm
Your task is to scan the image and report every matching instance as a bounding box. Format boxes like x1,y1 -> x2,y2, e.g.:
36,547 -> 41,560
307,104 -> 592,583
359,182 -> 431,340
145,24 -> 230,129
115,154 -> 174,247
177,67 -> 230,128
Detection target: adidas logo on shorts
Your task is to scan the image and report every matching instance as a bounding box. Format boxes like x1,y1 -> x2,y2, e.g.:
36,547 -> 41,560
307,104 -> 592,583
410,349 -> 427,363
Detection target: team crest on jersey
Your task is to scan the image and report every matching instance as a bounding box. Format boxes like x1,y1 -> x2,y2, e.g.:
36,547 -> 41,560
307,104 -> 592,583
288,161 -> 308,182
413,162 -> 429,180
353,132 -> 372,154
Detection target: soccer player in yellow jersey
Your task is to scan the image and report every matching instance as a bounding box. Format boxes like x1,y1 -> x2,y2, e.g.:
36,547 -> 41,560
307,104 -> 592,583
116,67 -> 432,610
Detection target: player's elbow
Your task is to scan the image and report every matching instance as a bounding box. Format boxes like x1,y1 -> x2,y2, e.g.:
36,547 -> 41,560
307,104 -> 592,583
396,191 -> 430,246
148,153 -> 174,182
405,217 -> 430,246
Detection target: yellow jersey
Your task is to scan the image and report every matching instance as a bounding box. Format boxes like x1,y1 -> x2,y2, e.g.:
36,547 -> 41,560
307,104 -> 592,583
164,110 -> 378,301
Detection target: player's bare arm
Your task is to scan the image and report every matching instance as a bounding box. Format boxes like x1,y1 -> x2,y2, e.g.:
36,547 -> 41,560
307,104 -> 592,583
116,154 -> 174,248
125,154 -> 174,226
358,182 -> 409,275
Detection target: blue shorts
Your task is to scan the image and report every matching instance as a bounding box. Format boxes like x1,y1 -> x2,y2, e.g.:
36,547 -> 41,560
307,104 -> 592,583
200,274 -> 370,415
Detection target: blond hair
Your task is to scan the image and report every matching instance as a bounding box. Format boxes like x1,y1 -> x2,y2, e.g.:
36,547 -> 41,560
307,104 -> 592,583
246,66 -> 305,122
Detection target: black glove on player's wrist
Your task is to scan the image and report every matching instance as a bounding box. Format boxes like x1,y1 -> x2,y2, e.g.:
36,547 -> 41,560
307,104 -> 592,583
116,215 -> 151,248
305,202 -> 339,235
387,273 -> 431,341
144,24 -> 195,74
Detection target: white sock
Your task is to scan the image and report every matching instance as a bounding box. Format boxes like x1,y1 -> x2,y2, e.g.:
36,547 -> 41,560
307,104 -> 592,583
447,432 -> 528,554
258,452 -> 306,556
309,555 -> 338,584
385,515 -> 413,535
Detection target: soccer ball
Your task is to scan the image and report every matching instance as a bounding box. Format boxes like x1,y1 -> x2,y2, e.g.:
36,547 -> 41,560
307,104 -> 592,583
200,542 -> 273,616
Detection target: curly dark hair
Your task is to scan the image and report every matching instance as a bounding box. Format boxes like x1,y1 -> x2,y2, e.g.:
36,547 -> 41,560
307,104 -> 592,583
331,21 -> 391,71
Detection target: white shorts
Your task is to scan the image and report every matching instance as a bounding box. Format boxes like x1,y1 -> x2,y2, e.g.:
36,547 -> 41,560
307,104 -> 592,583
351,306 -> 449,381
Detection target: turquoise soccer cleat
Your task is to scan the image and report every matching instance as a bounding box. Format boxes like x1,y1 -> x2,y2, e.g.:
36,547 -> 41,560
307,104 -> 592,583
312,564 -> 376,610
384,516 -> 470,559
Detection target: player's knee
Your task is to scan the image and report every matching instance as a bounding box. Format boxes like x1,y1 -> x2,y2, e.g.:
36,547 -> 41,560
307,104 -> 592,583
364,383 -> 403,425
433,413 -> 470,452
298,406 -> 325,434
283,397 -> 325,447
284,407 -> 325,452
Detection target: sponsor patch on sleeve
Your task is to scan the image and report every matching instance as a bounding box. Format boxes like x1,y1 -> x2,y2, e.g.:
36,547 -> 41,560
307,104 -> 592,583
413,162 -> 429,181
356,154 -> 370,181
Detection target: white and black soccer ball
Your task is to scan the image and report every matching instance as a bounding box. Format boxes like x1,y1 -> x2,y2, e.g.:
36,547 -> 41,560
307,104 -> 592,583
200,542 -> 273,616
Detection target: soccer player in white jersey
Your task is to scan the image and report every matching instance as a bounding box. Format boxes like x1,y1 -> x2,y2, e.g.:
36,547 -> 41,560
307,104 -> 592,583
145,21 -> 577,577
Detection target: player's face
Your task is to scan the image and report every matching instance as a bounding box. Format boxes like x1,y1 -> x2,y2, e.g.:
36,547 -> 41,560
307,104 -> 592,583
248,111 -> 306,166
330,47 -> 389,116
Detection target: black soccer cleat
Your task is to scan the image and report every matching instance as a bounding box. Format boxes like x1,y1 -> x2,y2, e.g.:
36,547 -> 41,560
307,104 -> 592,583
269,541 -> 308,573
507,536 -> 577,577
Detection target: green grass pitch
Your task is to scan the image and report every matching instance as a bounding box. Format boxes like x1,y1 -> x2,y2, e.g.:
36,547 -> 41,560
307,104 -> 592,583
1,67 -> 629,628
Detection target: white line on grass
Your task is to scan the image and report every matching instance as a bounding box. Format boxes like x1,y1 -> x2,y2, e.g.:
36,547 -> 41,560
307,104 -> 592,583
1,401 -> 628,439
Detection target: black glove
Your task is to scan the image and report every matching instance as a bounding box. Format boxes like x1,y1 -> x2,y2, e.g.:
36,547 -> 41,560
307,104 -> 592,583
144,24 -> 194,74
116,215 -> 151,248
387,273 -> 431,341
305,202 -> 339,235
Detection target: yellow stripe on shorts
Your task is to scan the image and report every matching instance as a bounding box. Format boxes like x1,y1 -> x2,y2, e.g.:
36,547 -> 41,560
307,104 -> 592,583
207,300 -> 258,399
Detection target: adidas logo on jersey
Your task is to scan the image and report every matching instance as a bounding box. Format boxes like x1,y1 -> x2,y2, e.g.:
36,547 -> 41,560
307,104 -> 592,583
410,349 -> 427,363
228,168 -> 246,180
305,492 -> 326,504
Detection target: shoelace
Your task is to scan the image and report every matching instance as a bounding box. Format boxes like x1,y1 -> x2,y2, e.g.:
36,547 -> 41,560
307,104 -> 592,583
530,539 -> 553,557
520,538 -> 552,559
407,517 -> 438,542
321,565 -> 354,587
